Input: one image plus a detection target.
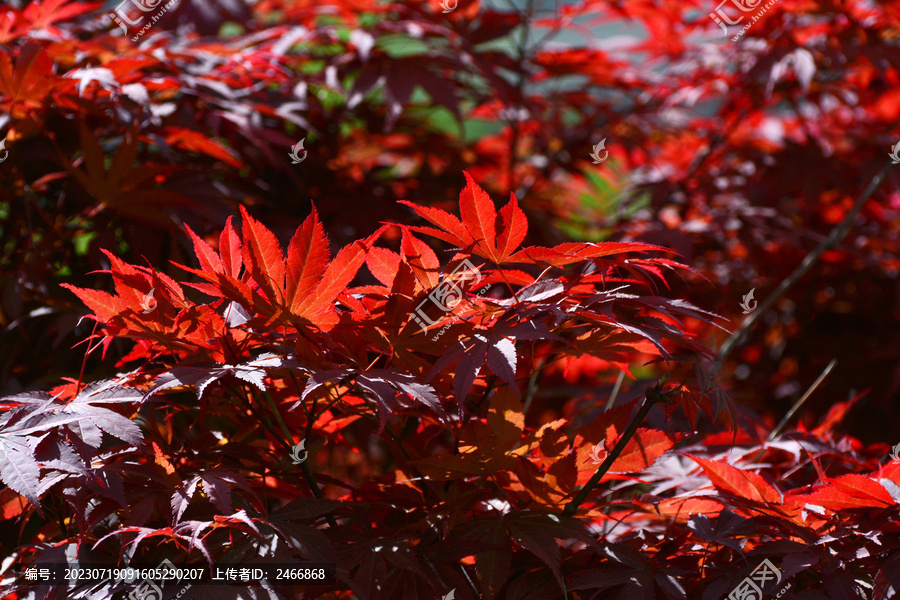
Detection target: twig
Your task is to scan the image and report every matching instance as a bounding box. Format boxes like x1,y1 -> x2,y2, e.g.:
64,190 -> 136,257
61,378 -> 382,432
768,359 -> 836,441
718,160 -> 894,362
263,389 -> 338,527
747,359 -> 836,464
522,353 -> 546,416
383,423 -> 442,503
605,370 -> 626,410
564,376 -> 680,516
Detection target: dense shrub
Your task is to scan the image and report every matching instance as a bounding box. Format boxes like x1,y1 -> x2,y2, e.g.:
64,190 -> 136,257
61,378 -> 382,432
2,0 -> 900,598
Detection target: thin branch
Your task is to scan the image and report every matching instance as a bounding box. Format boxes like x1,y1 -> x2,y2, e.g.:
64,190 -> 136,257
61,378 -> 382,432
747,359 -> 836,465
224,382 -> 291,453
522,352 -> 546,416
564,376 -> 680,516
263,389 -> 338,527
718,160 -> 894,362
769,359 -> 837,441
605,370 -> 626,410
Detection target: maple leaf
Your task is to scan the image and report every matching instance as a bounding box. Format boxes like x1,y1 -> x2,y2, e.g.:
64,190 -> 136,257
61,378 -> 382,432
789,474 -> 895,512
177,217 -> 255,307
239,205 -> 288,305
0,434 -> 41,508
148,353 -> 304,400
506,240 -> 670,267
21,0 -> 100,32
400,227 -> 442,289
182,207 -> 380,330
0,380 -> 144,508
687,509 -> 748,553
400,171 -> 528,264
607,428 -> 673,474
285,207 -> 330,312
569,541 -> 687,599
65,125 -> 197,228
428,320 -> 565,412
0,43 -> 58,117
162,127 -> 242,168
61,251 -> 204,356
414,388 -> 525,479
688,455 -> 782,505
296,367 -> 448,433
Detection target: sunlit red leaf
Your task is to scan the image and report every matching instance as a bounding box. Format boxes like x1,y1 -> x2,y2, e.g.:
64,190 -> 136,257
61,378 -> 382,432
688,455 -> 782,505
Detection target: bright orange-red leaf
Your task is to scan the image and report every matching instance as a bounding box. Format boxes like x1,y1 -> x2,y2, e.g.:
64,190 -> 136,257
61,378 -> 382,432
793,474 -> 895,511
459,171 -> 498,255
0,44 -> 58,116
60,285 -> 125,323
22,0 -> 100,31
495,191 -> 528,261
286,207 -> 329,311
366,247 -> 401,287
163,128 -> 241,168
184,224 -> 224,275
300,241 -> 366,321
689,455 -> 781,505
219,216 -> 242,279
398,200 -> 474,248
240,206 -> 286,307
400,228 -> 440,289
609,428 -> 672,473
